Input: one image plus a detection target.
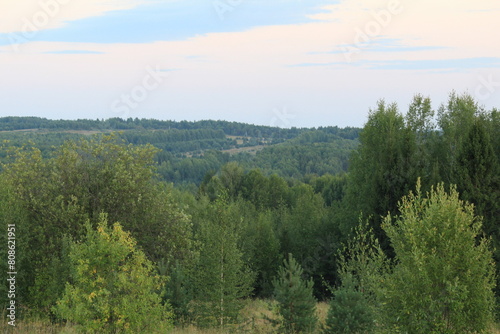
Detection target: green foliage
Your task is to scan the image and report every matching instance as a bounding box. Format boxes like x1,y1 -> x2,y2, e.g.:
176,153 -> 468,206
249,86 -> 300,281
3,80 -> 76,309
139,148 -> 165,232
162,260 -> 192,324
53,214 -> 172,333
240,209 -> 281,297
239,169 -> 273,209
382,181 -> 496,333
1,135 -> 193,310
405,94 -> 442,189
1,145 -> 75,311
345,100 -> 417,251
0,117 -> 360,185
47,134 -> 163,244
246,133 -> 358,178
2,93 -> 500,330
218,161 -> 245,198
406,93 -> 436,134
438,92 -> 480,147
309,173 -> 348,206
190,195 -> 254,329
325,276 -> 374,334
273,253 -> 317,333
437,91 -> 482,184
278,185 -> 327,287
488,108 -> 500,159
455,119 -> 500,243
0,174 -> 32,310
327,222 -> 387,334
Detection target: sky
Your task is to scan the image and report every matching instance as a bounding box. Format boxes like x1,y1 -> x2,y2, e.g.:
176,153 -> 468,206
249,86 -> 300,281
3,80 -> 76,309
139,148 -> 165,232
0,0 -> 499,128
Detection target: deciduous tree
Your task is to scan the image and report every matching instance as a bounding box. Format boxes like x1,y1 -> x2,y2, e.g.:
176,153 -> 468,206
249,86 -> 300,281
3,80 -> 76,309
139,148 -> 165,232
54,214 -> 172,333
382,181 -> 495,333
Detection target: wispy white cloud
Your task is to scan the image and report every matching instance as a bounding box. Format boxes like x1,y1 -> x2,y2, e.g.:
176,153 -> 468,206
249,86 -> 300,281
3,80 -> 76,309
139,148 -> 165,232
43,50 -> 105,54
0,0 -> 499,126
0,0 -> 147,34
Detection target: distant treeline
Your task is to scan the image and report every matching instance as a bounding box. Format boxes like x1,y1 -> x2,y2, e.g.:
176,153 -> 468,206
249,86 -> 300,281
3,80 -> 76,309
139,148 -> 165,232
0,117 -> 361,184
0,116 -> 360,139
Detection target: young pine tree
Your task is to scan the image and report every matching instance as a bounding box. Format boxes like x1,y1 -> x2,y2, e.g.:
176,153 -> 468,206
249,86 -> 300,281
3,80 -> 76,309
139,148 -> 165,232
273,253 -> 317,334
326,222 -> 386,334
191,195 -> 254,329
161,260 -> 192,324
326,275 -> 374,334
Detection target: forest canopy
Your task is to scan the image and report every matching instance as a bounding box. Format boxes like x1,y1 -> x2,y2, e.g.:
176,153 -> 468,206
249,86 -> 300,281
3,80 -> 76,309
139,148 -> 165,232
0,92 -> 499,333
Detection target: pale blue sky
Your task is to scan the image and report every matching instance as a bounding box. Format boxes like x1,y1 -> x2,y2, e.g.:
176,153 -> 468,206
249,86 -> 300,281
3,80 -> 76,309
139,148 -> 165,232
0,0 -> 499,127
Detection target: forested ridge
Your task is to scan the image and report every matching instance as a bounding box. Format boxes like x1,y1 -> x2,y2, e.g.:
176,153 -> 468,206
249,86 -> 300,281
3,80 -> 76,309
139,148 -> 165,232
0,116 -> 359,139
0,92 -> 499,333
0,117 -> 359,185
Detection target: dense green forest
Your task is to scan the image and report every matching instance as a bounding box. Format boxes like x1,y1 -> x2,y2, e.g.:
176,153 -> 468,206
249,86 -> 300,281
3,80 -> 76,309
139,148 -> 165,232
0,118 -> 359,185
1,92 -> 499,333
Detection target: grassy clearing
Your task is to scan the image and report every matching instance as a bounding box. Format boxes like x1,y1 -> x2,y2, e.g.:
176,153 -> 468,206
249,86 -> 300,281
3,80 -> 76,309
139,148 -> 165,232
2,301 -> 499,333
171,299 -> 329,334
0,316 -> 68,334
221,145 -> 265,155
0,299 -> 327,334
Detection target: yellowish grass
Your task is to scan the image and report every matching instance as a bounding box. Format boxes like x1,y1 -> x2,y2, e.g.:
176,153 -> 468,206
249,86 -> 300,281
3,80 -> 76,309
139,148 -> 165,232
173,299 -> 279,334
4,302 -> 500,333
0,318 -> 67,334
316,301 -> 329,328
172,300 -> 331,334
170,326 -> 223,334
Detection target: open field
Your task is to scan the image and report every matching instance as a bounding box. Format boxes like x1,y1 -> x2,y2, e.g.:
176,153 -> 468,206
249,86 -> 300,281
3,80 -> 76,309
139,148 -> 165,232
221,144 -> 265,155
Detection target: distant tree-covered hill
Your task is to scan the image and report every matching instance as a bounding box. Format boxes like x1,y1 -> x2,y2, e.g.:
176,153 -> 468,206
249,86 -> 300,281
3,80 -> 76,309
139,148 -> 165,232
0,117 -> 360,184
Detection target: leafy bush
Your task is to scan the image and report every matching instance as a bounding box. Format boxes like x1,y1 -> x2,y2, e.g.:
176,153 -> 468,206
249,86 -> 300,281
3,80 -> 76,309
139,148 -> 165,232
382,181 -> 496,333
53,214 -> 173,333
